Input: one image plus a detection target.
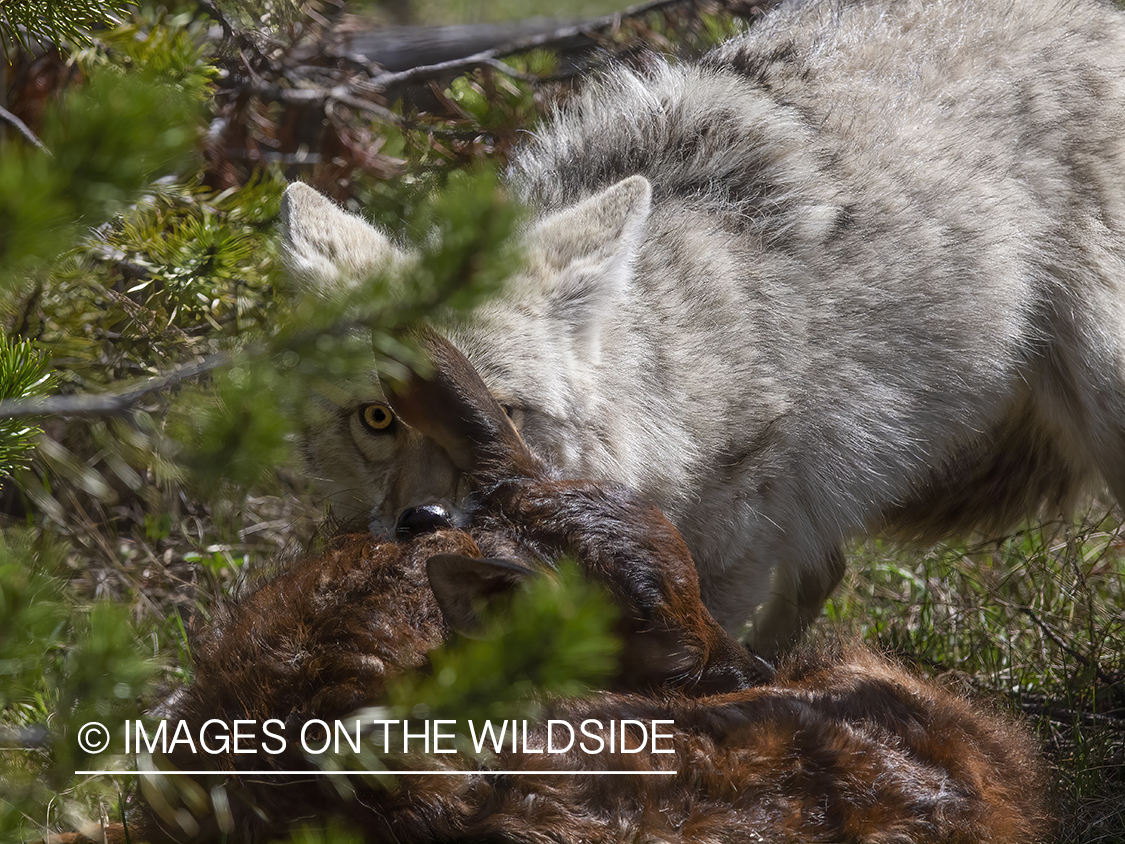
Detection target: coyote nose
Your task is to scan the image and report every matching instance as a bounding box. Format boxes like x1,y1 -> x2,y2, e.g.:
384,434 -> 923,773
395,504 -> 454,537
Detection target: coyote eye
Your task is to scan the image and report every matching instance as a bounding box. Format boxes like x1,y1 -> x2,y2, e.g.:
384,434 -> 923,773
359,403 -> 395,432
500,404 -> 524,429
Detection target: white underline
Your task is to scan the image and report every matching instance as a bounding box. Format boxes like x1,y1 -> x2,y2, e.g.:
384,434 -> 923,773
76,770 -> 676,776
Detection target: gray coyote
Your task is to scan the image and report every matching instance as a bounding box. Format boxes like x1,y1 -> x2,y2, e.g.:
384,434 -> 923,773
283,0 -> 1125,655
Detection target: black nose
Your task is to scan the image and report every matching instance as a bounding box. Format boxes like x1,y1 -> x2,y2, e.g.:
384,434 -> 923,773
395,504 -> 454,537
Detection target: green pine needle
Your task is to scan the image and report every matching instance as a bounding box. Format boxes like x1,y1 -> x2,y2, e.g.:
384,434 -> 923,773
0,338 -> 52,477
0,0 -> 134,57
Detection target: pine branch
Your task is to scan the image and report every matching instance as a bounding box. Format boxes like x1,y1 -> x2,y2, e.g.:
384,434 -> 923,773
0,0 -> 131,54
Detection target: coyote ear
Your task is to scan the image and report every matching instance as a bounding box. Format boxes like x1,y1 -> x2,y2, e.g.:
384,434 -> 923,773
280,182 -> 413,298
427,555 -> 535,638
530,175 -> 651,336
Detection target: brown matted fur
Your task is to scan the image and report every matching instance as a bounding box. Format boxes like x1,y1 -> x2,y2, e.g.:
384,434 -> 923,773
51,333 -> 1050,843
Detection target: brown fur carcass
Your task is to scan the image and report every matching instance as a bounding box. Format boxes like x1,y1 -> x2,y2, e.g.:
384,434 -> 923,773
59,331 -> 1049,844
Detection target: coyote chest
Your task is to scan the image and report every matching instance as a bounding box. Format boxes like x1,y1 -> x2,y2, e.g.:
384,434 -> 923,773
283,0 -> 1125,655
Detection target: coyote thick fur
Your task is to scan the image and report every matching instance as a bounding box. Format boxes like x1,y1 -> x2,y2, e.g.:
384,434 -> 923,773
282,0 -> 1125,655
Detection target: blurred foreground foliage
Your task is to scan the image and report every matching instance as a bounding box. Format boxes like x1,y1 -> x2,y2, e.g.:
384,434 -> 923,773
384,561 -> 619,725
0,531 -> 156,840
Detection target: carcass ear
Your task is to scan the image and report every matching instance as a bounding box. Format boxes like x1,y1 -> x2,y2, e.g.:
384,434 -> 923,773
280,182 -> 414,298
382,328 -> 541,477
426,555 -> 534,638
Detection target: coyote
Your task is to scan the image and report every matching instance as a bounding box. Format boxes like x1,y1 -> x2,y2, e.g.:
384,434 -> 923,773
283,0 -> 1125,655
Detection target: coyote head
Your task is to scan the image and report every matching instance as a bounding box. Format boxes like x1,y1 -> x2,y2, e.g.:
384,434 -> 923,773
279,178 -> 652,533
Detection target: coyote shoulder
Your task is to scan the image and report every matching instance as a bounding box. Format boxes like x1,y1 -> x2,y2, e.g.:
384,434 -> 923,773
283,0 -> 1125,655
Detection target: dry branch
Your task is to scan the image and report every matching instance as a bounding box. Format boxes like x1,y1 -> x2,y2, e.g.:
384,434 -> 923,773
0,354 -> 229,419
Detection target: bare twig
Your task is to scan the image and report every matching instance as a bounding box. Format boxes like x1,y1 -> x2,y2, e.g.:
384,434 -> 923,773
363,0 -> 729,88
0,724 -> 49,748
196,0 -> 235,43
264,0 -> 767,100
0,103 -> 50,154
240,80 -> 497,139
0,354 -> 230,419
1020,606 -> 1121,691
1017,694 -> 1125,729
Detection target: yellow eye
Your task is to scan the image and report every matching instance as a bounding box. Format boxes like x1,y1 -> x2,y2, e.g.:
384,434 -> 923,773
500,403 -> 524,429
359,403 -> 394,432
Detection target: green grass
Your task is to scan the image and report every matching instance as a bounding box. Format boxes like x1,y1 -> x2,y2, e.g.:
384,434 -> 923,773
829,511 -> 1125,842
